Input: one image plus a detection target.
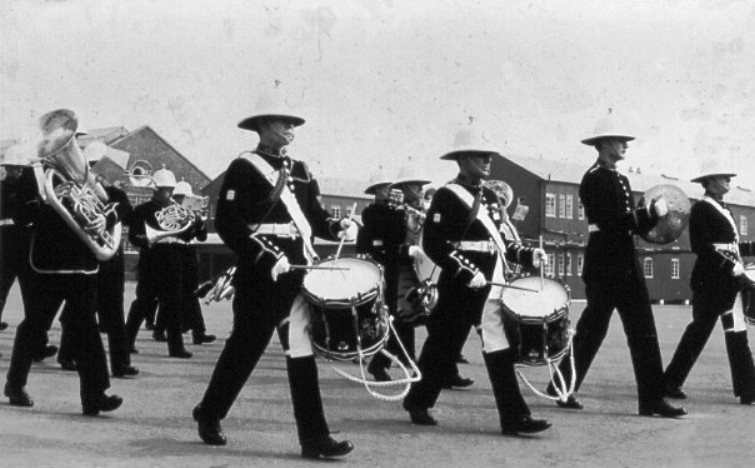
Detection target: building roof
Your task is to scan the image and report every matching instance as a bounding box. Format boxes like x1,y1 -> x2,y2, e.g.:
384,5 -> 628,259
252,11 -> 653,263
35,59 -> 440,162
316,176 -> 372,200
505,154 -> 755,207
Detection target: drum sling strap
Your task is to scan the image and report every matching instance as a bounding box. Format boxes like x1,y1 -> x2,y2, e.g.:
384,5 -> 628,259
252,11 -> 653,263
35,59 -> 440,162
239,152 -> 318,264
445,183 -> 511,274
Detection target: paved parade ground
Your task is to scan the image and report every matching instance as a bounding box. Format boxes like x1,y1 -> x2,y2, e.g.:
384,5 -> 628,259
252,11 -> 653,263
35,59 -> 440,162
0,282 -> 753,467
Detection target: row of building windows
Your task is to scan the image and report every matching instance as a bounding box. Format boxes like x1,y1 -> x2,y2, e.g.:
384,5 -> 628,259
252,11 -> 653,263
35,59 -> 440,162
543,252 -> 681,280
545,192 -> 584,220
545,192 -> 751,235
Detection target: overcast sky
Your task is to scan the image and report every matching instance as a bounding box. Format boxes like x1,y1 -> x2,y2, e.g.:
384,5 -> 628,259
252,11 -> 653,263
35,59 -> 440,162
2,0 -> 754,188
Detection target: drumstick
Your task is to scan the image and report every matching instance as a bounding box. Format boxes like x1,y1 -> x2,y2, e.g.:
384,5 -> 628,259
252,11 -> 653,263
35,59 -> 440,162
539,235 -> 544,291
487,281 -> 539,293
290,265 -> 351,271
334,202 -> 358,265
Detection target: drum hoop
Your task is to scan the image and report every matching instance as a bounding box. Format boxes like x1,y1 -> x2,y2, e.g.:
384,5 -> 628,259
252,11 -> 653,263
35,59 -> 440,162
501,304 -> 569,323
303,254 -> 383,306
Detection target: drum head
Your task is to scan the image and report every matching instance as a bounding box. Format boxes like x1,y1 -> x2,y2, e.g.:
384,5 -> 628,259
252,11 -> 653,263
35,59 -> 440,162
303,256 -> 382,304
501,277 -> 569,320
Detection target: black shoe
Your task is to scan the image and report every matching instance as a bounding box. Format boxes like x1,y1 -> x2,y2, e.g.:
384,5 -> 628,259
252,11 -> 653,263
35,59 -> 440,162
169,350 -> 193,359
501,416 -> 552,435
301,436 -> 354,459
740,395 -> 755,405
0,321 -> 8,331
557,394 -> 583,410
663,385 -> 687,400
441,374 -> 474,389
153,330 -> 167,342
192,333 -> 216,345
456,354 -> 469,364
82,394 -> 123,416
112,365 -> 139,378
58,359 -> 77,371
32,345 -> 58,362
403,401 -> 438,426
4,384 -> 34,407
639,398 -> 687,418
369,367 -> 392,382
193,405 -> 227,446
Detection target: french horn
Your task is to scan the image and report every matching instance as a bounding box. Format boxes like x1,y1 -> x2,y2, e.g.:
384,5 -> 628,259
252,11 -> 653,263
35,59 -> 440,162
145,201 -> 196,245
37,109 -> 122,261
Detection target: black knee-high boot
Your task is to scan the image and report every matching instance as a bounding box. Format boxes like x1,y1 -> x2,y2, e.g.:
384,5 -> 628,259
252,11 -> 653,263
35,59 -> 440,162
286,356 -> 330,445
724,331 -> 755,399
483,349 -> 530,426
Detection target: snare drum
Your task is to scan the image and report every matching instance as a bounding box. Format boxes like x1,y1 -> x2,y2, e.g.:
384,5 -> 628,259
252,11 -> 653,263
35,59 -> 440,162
501,276 -> 571,366
302,255 -> 389,361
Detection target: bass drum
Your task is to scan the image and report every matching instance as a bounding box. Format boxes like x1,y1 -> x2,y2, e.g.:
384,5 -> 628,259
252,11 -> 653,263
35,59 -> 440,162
302,255 -> 390,361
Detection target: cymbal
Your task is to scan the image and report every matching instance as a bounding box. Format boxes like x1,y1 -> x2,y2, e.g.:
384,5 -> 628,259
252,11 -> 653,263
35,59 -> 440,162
639,184 -> 691,244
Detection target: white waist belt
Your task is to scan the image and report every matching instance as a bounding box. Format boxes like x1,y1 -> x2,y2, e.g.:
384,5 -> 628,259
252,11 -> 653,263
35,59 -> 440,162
454,240 -> 496,253
712,243 -> 737,253
588,224 -> 599,233
0,219 -> 14,226
250,222 -> 301,238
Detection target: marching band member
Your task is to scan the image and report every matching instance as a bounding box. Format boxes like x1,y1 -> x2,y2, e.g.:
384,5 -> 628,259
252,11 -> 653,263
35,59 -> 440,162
0,146 -> 30,336
357,171 -> 406,381
127,166 -> 203,358
172,179 -> 215,345
402,125 -> 551,435
547,112 -> 687,418
192,93 -> 354,459
57,160 -> 138,378
4,109 -> 121,416
663,164 -> 755,404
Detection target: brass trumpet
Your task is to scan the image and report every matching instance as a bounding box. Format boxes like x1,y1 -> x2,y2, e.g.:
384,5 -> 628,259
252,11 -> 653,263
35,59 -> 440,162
37,109 -> 122,261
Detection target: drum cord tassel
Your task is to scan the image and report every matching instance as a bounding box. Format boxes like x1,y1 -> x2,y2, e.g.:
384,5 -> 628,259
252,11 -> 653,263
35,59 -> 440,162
514,329 -> 577,402
326,316 -> 422,402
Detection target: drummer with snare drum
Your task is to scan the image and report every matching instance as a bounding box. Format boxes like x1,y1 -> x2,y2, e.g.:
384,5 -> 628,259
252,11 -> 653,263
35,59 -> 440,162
191,90 -> 354,460
663,162 -> 755,405
402,124 -> 551,435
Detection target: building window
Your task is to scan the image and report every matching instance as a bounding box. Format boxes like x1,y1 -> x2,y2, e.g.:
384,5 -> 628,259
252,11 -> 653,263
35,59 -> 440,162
558,194 -> 566,218
330,205 -> 341,218
578,203 -> 585,220
671,258 -> 680,279
565,253 -> 572,276
741,215 -> 748,236
545,193 -> 556,218
558,253 -> 565,277
643,257 -> 654,278
566,195 -> 574,219
545,253 -> 555,276
577,254 -> 584,276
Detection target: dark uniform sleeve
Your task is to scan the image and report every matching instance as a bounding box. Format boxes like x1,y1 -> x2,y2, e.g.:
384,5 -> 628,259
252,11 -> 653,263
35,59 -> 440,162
128,203 -> 150,250
11,166 -> 43,230
580,167 -> 657,237
105,185 -> 132,228
296,161 -> 342,241
422,187 -> 480,285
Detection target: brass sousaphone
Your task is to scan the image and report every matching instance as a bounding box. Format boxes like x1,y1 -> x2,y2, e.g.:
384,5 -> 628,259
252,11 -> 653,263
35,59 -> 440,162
638,184 -> 691,244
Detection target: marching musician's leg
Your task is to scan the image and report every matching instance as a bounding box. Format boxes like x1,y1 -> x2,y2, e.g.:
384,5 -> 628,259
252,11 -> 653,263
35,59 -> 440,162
617,277 -> 686,417
721,298 -> 755,403
284,295 -> 354,459
480,290 -> 550,435
193,287 -> 277,446
662,298 -> 718,399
